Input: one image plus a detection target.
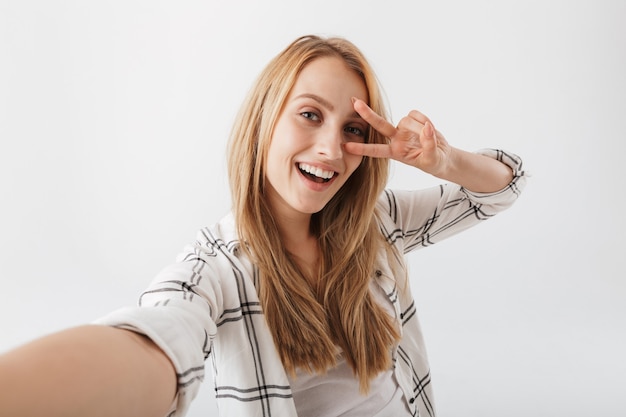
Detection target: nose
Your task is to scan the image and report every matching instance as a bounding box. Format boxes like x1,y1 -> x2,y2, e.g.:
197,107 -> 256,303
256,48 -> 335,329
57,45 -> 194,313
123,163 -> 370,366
316,126 -> 344,160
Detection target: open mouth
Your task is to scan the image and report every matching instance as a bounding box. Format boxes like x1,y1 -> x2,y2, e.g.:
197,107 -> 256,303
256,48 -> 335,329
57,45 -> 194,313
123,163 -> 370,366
298,163 -> 336,184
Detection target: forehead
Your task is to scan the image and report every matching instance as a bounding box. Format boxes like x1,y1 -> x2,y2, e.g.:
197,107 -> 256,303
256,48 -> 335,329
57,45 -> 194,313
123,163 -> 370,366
289,56 -> 367,101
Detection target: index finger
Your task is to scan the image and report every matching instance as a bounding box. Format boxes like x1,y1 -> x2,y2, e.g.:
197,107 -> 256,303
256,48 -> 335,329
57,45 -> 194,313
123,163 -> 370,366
352,98 -> 397,138
344,141 -> 392,159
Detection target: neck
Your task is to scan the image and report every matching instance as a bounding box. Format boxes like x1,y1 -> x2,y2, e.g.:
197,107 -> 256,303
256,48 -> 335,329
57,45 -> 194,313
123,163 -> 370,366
276,213 -> 312,242
273,212 -> 320,282
276,213 -> 317,255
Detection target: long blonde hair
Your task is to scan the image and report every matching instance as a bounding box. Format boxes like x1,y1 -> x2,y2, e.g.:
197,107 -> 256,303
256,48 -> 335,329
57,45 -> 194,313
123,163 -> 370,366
227,35 -> 400,392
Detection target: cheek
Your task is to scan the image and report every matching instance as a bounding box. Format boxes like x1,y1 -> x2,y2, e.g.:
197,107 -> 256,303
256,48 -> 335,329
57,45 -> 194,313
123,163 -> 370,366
266,133 -> 290,166
346,154 -> 364,176
265,147 -> 286,186
268,124 -> 299,160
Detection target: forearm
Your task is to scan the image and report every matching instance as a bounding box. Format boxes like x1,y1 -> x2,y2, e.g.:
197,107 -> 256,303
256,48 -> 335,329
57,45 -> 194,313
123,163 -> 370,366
0,325 -> 177,417
435,147 -> 514,193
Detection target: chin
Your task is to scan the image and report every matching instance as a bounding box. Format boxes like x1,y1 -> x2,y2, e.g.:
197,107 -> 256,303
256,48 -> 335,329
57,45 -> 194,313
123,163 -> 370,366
296,199 -> 332,215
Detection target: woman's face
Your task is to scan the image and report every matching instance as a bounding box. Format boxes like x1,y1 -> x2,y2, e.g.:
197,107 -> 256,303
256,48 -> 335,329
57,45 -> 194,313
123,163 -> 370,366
265,56 -> 368,220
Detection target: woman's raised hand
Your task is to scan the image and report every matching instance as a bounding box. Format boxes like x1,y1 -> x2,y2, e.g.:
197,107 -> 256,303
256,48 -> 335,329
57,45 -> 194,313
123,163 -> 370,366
345,98 -> 451,177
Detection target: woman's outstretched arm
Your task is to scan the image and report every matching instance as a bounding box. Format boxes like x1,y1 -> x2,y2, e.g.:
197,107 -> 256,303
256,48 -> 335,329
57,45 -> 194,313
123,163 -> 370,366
0,325 -> 177,417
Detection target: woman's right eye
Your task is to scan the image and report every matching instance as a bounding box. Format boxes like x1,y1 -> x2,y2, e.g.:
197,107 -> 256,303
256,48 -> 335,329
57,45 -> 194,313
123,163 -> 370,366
300,111 -> 320,121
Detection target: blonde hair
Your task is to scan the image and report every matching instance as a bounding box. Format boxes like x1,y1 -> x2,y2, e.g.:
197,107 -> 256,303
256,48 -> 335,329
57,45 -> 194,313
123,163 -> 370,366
227,35 -> 400,392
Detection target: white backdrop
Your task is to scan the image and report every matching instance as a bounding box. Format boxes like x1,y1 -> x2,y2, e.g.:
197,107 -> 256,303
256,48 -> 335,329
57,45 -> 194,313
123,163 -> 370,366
1,0 -> 624,416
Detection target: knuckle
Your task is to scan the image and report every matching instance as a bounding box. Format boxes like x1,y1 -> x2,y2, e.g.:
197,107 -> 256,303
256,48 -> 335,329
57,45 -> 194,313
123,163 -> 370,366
397,116 -> 412,130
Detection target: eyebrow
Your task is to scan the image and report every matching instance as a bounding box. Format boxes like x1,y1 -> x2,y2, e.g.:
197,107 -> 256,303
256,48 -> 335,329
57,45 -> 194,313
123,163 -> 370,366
294,93 -> 362,119
294,93 -> 335,111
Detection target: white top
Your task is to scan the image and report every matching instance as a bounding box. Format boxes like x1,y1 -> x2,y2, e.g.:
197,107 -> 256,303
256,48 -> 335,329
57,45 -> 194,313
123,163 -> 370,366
96,149 -> 527,417
289,358 -> 407,417
288,281 -> 411,416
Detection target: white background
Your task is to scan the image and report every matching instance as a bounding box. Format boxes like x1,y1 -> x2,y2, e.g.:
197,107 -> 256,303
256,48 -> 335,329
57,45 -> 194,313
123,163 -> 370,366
1,0 -> 624,416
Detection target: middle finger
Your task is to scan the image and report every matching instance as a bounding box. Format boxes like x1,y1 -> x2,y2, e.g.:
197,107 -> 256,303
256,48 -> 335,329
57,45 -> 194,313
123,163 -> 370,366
352,98 -> 397,138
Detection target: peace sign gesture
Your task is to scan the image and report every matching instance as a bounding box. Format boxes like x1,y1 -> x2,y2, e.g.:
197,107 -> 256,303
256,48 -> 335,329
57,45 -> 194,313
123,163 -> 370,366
345,98 -> 451,177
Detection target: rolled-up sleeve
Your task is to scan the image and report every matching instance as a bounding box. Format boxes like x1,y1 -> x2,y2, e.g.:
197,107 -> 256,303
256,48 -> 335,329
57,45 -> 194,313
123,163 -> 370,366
95,241 -> 226,416
378,148 -> 527,254
463,148 -> 527,208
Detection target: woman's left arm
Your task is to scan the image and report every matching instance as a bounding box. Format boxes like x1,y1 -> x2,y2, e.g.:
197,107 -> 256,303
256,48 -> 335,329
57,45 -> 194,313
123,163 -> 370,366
435,147 -> 513,193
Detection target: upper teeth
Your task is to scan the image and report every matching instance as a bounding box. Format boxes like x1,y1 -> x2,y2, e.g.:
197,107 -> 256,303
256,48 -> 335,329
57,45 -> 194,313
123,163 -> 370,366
299,163 -> 334,179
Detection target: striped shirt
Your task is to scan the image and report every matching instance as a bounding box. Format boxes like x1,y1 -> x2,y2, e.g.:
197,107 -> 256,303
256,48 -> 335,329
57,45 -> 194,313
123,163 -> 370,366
97,149 -> 526,416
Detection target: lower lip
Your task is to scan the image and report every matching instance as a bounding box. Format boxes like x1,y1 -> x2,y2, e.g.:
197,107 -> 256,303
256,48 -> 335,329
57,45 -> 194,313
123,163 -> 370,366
297,167 -> 336,191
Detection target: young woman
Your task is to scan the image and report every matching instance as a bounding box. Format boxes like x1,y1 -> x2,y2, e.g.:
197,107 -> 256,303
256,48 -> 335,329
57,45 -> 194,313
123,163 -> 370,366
0,35 -> 526,417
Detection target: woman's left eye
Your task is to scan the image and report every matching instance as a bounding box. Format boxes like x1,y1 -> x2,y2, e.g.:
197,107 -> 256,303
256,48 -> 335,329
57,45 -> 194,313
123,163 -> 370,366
344,126 -> 365,137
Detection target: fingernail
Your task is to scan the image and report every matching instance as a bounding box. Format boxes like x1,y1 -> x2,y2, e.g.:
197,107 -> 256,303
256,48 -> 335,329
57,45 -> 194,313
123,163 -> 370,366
351,97 -> 357,104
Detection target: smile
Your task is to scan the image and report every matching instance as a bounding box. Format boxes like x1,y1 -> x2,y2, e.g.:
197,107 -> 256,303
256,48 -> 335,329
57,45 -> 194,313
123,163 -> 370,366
297,163 -> 336,183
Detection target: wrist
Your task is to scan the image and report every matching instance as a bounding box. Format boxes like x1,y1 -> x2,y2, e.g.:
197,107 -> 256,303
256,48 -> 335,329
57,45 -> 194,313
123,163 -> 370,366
429,146 -> 460,181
